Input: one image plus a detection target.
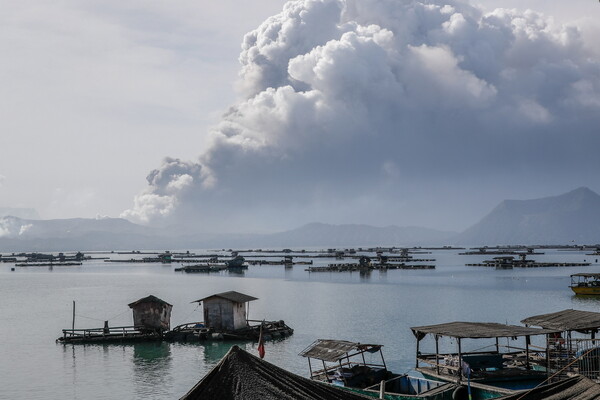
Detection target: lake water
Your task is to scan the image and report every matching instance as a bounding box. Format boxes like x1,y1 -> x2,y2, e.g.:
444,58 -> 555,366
1,248 -> 599,399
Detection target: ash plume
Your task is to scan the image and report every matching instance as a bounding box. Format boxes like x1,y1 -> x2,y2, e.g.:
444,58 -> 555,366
122,0 -> 600,232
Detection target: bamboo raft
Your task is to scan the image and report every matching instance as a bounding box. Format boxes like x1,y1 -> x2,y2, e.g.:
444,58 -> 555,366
164,320 -> 293,342
15,262 -> 82,267
247,259 -> 313,266
306,263 -> 435,272
58,320 -> 293,344
467,261 -> 591,268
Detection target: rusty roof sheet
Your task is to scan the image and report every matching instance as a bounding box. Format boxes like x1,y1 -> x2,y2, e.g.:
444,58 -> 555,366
128,295 -> 172,308
521,309 -> 600,331
194,291 -> 258,304
411,322 -> 556,339
298,339 -> 382,362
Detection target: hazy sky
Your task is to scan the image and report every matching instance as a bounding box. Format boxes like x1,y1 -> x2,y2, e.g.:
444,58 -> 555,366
1,0 -> 599,233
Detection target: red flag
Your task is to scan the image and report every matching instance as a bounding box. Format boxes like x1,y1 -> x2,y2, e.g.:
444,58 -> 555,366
257,323 -> 265,359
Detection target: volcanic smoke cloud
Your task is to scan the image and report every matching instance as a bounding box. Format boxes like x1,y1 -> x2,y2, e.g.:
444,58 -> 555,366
122,0 -> 600,232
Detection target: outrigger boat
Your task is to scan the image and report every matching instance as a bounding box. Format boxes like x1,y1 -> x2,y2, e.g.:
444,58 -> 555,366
299,339 -> 460,399
411,322 -> 557,395
570,273 -> 600,295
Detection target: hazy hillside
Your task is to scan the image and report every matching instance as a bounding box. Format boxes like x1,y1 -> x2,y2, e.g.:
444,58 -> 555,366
455,187 -> 600,245
0,207 -> 40,219
3,187 -> 600,251
258,223 -> 457,247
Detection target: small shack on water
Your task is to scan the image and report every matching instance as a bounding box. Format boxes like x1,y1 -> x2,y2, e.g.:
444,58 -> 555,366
128,295 -> 173,332
194,291 -> 257,331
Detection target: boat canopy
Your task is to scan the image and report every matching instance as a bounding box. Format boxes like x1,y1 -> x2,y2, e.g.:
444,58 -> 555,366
410,321 -> 556,341
299,339 -> 382,362
180,345 -> 371,400
570,273 -> 600,278
521,309 -> 600,332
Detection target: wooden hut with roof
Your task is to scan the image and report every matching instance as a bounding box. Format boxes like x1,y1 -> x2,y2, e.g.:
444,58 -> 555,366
194,291 -> 257,331
128,295 -> 172,332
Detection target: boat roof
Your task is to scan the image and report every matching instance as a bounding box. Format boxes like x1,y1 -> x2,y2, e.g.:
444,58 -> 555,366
193,291 -> 258,304
298,339 -> 382,362
521,309 -> 600,331
127,295 -> 172,308
181,345 -> 371,400
571,273 -> 600,278
411,322 -> 556,340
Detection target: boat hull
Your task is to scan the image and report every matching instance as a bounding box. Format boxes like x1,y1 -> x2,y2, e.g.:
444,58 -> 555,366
570,286 -> 600,295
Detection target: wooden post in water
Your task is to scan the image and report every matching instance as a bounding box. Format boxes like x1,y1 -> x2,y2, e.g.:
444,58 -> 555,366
415,338 -> 420,368
435,335 -> 440,374
457,338 -> 462,381
525,335 -> 530,370
72,301 -> 76,331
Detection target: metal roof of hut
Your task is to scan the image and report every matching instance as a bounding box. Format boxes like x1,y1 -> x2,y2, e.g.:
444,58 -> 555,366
521,309 -> 600,332
180,345 -> 371,400
193,291 -> 258,304
492,375 -> 600,400
411,322 -> 556,340
298,339 -> 382,363
127,295 -> 172,308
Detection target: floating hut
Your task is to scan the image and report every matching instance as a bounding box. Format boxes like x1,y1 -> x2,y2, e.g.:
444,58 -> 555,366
58,294 -> 172,344
466,254 -> 590,268
128,295 -> 173,332
198,291 -> 257,331
165,291 -> 293,342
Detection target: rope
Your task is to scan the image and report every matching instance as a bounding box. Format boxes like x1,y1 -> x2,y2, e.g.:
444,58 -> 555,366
106,309 -> 130,322
174,303 -> 201,327
74,314 -> 104,322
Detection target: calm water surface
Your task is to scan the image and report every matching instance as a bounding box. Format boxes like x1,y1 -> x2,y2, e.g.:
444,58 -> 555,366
1,249 -> 599,399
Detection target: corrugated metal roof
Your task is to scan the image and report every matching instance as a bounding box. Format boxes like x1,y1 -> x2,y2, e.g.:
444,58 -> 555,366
128,295 -> 172,308
193,291 -> 258,304
410,322 -> 556,339
521,309 -> 600,331
298,339 -> 382,362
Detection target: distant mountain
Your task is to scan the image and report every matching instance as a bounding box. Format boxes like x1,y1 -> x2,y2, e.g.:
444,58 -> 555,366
0,207 -> 40,219
0,216 -> 456,252
258,222 -> 457,247
4,187 -> 599,251
454,187 -> 600,245
0,216 -> 166,251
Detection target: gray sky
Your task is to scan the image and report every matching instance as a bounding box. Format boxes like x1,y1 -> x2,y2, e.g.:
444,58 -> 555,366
1,0 -> 599,233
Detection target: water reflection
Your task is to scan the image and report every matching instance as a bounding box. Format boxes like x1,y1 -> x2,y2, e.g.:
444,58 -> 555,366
572,295 -> 600,305
132,343 -> 172,398
201,341 -> 244,364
